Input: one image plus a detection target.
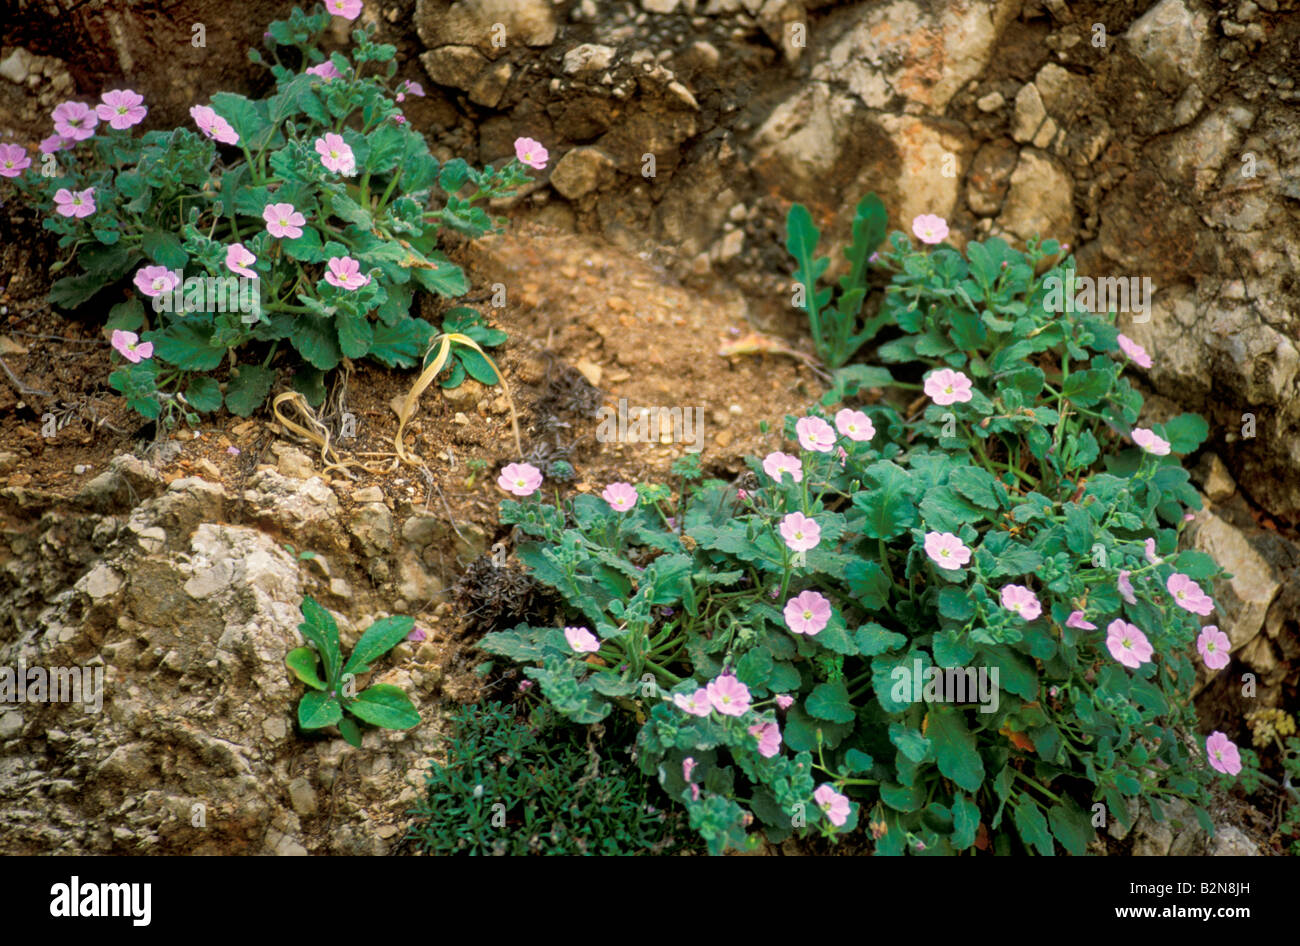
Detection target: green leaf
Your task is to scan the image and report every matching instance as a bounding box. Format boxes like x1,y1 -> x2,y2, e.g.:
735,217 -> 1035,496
49,272 -> 113,309
210,91 -> 274,148
889,723 -> 931,763
184,376 -> 223,413
411,254 -> 467,296
339,716 -> 362,747
342,615 -> 416,675
456,345 -> 500,385
106,297 -> 145,332
844,747 -> 875,774
284,226 -> 326,263
299,596 -> 342,684
1161,412 -> 1209,454
937,586 -> 976,621
336,310 -> 374,359
348,684 -> 421,729
1013,799 -> 1055,855
928,707 -> 985,792
845,560 -> 891,610
806,681 -> 855,724
853,461 -> 918,540
949,467 -> 1000,509
952,794 -> 980,849
1048,797 -> 1096,855
298,691 -> 343,729
369,317 -> 433,368
146,320 -> 225,371
285,646 -> 326,689
855,622 -> 907,656
142,230 -> 189,269
293,316 -> 342,370
224,364 -> 275,416
1061,368 -> 1112,407
80,241 -> 133,276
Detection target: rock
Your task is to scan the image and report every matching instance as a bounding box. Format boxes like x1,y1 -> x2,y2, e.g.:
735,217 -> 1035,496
810,0 -> 1021,112
76,564 -> 123,601
563,43 -> 616,76
976,91 -> 1004,112
643,0 -> 680,11
420,45 -> 488,91
1192,453 -> 1236,502
348,502 -> 394,557
1210,824 -> 1259,856
551,146 -> 616,199
469,60 -> 513,107
1187,508 -> 1283,651
352,485 -> 385,504
0,452 -> 18,475
414,0 -> 558,50
273,445 -> 316,479
1011,83 -> 1048,144
1123,0 -> 1210,92
996,149 -> 1074,245
288,777 -> 318,817
0,48 -> 37,84
966,139 -> 1018,217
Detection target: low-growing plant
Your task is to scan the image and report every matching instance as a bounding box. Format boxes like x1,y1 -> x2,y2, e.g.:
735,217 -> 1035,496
406,701 -> 698,855
1237,708 -> 1300,853
479,208 -> 1238,855
0,2 -> 541,423
287,595 -> 420,747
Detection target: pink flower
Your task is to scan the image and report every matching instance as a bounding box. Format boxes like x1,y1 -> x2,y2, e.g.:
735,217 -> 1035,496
564,625 -> 600,654
1105,619 -> 1154,669
324,256 -> 371,290
189,104 -> 239,145
0,145 -> 31,178
784,590 -> 831,636
497,462 -> 543,497
306,62 -> 343,80
225,243 -> 257,278
110,329 -> 153,364
682,757 -> 697,781
911,214 -> 949,245
762,451 -> 803,484
1118,569 -> 1138,605
133,265 -> 180,297
96,89 -> 147,130
1132,427 -> 1171,456
924,368 -> 973,406
835,408 -> 875,442
706,673 -> 751,716
53,187 -> 95,218
263,202 -> 306,239
1117,333 -> 1152,369
514,136 -> 548,170
1205,731 -> 1242,776
779,512 -> 821,552
795,415 -> 836,453
1167,573 -> 1215,616
1065,610 -> 1097,631
748,721 -> 782,758
1197,625 -> 1230,671
227,446 -> 241,456
51,101 -> 98,141
315,132 -> 357,176
775,694 -> 794,710
814,784 -> 851,827
1000,584 -> 1042,620
673,689 -> 712,717
601,481 -> 638,512
39,135 -> 72,155
326,0 -> 364,19
396,79 -> 425,101
406,626 -> 427,642
1143,537 -> 1162,565
924,531 -> 971,571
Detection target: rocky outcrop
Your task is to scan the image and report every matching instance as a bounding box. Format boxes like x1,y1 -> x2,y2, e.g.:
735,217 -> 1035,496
0,455 -> 482,855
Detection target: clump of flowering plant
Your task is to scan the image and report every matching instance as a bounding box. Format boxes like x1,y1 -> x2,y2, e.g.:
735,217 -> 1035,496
481,210 -> 1233,855
1,3 -> 539,423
